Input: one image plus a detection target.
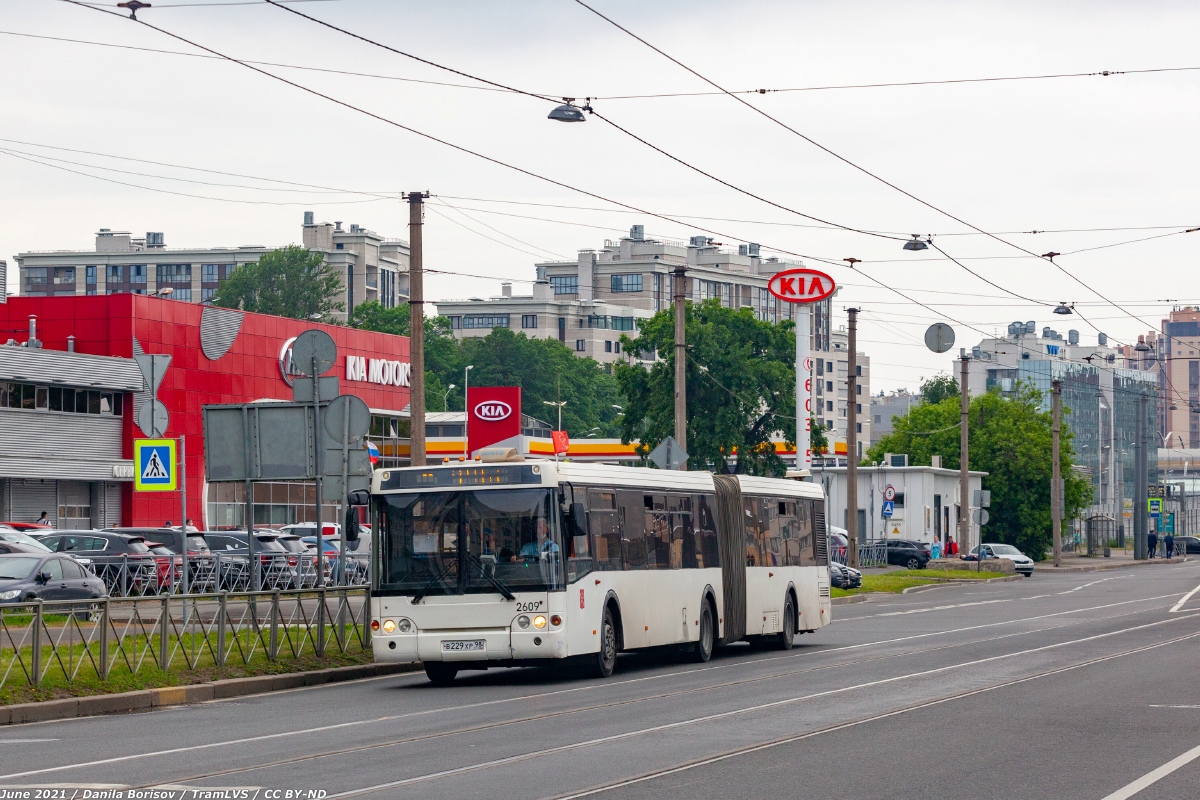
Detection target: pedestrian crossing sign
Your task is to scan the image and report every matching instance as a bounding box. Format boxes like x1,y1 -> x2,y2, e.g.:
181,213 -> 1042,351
134,438 -> 177,492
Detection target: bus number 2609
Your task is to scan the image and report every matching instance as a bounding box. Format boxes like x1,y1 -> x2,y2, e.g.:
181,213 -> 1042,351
516,601 -> 543,612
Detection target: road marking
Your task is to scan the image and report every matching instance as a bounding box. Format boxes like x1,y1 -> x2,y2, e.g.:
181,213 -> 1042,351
1169,581 -> 1200,613
552,632 -> 1200,800
0,739 -> 58,744
331,621 -> 1200,798
1149,705 -> 1200,709
1059,576 -> 1125,595
874,599 -> 1011,617
1100,741 -> 1200,800
0,592 -> 1182,780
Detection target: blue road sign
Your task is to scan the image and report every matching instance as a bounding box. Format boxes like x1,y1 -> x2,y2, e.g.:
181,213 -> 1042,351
134,438 -> 177,492
881,500 -> 895,518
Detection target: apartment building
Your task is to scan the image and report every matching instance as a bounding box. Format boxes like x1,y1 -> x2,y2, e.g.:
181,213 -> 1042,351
870,388 -> 921,446
14,213 -> 409,321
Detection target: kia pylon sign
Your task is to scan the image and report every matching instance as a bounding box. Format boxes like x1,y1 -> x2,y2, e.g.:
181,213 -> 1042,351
466,386 -> 522,456
767,267 -> 837,472
767,268 -> 836,304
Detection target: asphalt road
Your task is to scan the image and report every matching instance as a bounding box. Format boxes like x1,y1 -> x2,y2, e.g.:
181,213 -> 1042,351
3,564 -> 1200,799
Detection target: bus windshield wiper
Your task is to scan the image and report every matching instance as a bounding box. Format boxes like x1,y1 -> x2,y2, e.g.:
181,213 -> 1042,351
410,562 -> 453,604
467,554 -> 515,601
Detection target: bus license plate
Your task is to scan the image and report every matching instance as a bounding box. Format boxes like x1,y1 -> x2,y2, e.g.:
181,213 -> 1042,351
442,640 -> 486,652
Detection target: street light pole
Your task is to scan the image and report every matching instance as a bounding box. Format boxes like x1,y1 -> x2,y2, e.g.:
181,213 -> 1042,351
1052,379 -> 1063,567
408,191 -> 429,467
846,307 -> 859,568
959,355 -> 971,558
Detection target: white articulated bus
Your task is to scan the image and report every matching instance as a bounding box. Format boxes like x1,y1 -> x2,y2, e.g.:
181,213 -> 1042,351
368,460 -> 831,684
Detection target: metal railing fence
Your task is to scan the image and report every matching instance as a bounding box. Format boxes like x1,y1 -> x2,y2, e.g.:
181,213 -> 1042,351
77,553 -> 369,598
0,587 -> 371,690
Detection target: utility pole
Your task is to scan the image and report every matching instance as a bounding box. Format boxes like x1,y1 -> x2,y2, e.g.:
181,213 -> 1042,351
960,354 -> 971,557
673,264 -> 687,466
846,308 -> 859,568
408,191 -> 428,467
1134,392 -> 1148,559
1052,379 -> 1062,567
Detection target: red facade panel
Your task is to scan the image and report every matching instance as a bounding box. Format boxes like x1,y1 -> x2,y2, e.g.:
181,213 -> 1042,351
0,296 -> 411,527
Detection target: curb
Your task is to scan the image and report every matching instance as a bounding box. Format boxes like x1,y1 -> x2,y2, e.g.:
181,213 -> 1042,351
831,594 -> 871,605
1,662 -> 420,726
1036,556 -> 1190,573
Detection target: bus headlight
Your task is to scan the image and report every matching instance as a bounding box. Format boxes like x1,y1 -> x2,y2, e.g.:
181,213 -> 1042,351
382,619 -> 397,634
398,618 -> 412,633
533,615 -> 548,629
517,615 -> 530,629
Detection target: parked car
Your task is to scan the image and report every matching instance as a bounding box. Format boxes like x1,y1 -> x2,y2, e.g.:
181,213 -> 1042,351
0,529 -> 54,553
829,561 -> 862,589
104,528 -> 245,591
884,539 -> 930,570
828,527 -> 849,564
37,531 -> 159,594
144,542 -> 184,591
966,543 -> 1035,577
0,553 -> 107,609
1173,536 -> 1200,555
841,562 -> 863,588
0,522 -> 55,533
205,531 -> 300,589
281,522 -> 340,538
0,541 -> 51,555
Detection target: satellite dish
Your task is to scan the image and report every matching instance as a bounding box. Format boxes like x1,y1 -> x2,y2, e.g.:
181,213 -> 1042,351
924,323 -> 955,354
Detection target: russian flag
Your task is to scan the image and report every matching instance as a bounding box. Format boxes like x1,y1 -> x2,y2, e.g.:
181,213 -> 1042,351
366,440 -> 380,465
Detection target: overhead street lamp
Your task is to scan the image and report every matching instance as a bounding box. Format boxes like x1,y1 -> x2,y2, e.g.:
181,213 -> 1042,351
543,400 -> 567,432
902,235 -> 928,251
548,98 -> 593,122
440,383 -> 456,412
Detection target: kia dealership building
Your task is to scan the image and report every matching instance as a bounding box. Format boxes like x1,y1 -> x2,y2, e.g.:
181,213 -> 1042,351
0,295 -> 413,530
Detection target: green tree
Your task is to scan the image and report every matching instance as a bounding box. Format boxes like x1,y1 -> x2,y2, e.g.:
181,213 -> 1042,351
615,300 -> 795,476
867,384 -> 1091,559
350,301 -> 459,410
348,300 -> 410,335
810,418 -> 829,456
921,373 -> 959,405
421,327 -> 624,438
213,245 -> 344,320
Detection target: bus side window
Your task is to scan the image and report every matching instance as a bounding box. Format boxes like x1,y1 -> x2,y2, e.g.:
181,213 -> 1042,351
797,500 -> 816,567
744,497 -> 760,566
779,500 -> 802,567
617,490 -> 648,570
694,494 -> 720,569
566,499 -> 593,583
644,494 -> 670,570
763,499 -> 783,567
588,490 -> 621,571
669,494 -> 694,569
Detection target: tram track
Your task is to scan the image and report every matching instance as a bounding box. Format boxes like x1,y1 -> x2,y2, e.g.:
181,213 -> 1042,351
0,591 -> 1179,786
327,616 -> 1200,799
122,607 -> 1149,789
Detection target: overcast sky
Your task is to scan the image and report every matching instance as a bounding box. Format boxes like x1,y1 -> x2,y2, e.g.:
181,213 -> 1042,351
2,0 -> 1197,393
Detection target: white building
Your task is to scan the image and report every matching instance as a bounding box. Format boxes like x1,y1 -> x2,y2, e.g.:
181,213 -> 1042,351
14,213 -> 409,321
813,462 -> 986,549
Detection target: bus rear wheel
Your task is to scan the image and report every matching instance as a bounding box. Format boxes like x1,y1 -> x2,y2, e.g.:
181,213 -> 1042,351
591,607 -> 618,678
691,601 -> 714,663
424,662 -> 459,686
775,597 -> 796,651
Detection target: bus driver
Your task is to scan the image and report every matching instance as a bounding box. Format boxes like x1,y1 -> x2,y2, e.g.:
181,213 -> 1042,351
514,518 -> 559,561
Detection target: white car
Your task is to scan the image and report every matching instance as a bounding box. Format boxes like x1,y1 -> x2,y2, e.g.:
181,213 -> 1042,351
975,543 -> 1034,577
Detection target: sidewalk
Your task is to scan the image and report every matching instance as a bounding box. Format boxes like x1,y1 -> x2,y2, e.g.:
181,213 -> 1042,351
1035,550 -> 1190,573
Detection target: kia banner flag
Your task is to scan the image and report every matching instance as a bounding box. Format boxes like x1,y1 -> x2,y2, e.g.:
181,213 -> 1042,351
466,386 -> 522,456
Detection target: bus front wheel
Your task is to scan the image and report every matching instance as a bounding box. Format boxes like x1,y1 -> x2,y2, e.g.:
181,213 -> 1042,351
424,662 -> 459,686
591,607 -> 618,678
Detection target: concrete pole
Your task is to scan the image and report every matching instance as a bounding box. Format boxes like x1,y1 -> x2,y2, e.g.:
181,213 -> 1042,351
1052,379 -> 1062,567
846,308 -> 859,568
408,191 -> 427,468
960,355 -> 971,556
1135,393 -> 1148,559
673,265 -> 687,465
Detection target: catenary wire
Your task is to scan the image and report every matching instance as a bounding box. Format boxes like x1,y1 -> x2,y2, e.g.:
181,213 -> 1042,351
567,0 -> 1170,334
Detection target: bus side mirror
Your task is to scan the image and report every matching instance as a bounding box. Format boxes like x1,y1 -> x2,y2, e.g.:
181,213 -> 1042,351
345,506 -> 362,543
348,490 -> 370,506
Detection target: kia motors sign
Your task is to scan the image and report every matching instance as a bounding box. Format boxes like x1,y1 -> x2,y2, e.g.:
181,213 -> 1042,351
466,386 -> 522,456
767,268 -> 836,304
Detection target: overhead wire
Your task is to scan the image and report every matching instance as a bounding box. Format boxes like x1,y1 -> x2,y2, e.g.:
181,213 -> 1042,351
567,0 -> 1172,333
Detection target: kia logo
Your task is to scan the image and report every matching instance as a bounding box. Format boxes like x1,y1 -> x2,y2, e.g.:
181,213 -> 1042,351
474,401 -> 512,421
278,336 -> 303,386
767,268 -> 836,304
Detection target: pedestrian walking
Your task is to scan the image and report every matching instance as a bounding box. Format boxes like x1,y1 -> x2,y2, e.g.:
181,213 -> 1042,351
36,511 -> 48,526
1148,530 -> 1158,558
1165,532 -> 1175,559
931,538 -> 942,560
949,539 -> 959,557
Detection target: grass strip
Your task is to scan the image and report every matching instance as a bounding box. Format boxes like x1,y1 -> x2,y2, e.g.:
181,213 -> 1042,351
831,568 -> 1006,597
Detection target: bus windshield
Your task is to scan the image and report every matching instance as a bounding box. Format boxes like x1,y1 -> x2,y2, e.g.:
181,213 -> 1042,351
377,488 -> 564,596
